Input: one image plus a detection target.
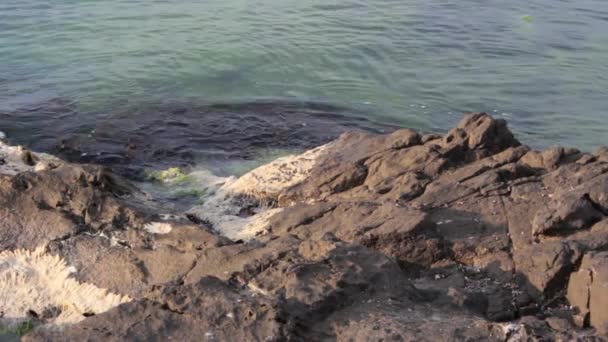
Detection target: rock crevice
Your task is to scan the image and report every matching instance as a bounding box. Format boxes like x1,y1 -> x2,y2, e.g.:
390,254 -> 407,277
1,113 -> 607,340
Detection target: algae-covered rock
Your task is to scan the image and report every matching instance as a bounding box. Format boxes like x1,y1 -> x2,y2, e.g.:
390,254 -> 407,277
148,167 -> 190,183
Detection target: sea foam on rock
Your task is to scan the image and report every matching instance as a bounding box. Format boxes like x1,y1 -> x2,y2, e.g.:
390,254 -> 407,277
185,144 -> 331,240
3,113 -> 608,340
0,247 -> 130,325
0,138 -> 64,176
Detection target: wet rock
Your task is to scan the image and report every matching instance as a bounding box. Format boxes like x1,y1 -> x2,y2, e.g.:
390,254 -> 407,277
0,140 -> 63,176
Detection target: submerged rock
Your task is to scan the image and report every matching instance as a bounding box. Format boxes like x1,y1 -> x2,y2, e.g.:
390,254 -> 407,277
2,113 -> 608,340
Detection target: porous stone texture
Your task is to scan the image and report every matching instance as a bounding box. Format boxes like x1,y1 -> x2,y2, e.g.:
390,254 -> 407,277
3,113 -> 608,340
0,162 -> 145,251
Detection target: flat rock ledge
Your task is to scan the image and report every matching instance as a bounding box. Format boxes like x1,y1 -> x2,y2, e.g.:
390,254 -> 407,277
1,113 -> 608,341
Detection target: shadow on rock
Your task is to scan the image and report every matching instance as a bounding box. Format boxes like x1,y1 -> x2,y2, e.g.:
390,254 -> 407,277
3,112 -> 608,340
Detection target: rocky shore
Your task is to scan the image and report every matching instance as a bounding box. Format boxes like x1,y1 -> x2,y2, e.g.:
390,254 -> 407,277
1,113 -> 607,341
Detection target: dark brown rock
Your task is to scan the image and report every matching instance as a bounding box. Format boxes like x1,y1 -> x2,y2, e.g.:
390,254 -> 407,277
514,241 -> 583,299
0,165 -> 145,250
24,277 -> 289,342
567,219 -> 608,251
6,113 -> 608,340
438,112 -> 520,162
279,129 -> 422,205
45,220 -> 227,298
532,194 -> 605,236
267,202 -> 445,267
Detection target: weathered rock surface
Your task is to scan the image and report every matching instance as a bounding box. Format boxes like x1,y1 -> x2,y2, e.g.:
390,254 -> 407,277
0,162 -> 145,251
568,251 -> 608,334
2,113 -> 608,340
23,277 -> 288,342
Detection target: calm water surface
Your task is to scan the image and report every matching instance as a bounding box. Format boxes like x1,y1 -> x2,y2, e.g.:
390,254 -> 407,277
1,0 -> 607,161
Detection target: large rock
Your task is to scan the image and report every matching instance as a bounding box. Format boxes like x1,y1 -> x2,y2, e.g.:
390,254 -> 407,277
3,113 -> 608,340
513,240 -> 583,299
0,164 -> 145,250
568,252 -> 608,334
0,149 -> 233,329
277,129 -> 422,205
279,113 -> 520,205
532,194 -> 604,236
266,202 -> 445,268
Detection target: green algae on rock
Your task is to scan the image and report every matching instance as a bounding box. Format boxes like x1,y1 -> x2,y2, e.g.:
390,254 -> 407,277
148,167 -> 191,183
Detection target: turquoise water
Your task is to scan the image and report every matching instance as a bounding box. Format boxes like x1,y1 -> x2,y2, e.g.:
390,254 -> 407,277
1,0 -> 607,152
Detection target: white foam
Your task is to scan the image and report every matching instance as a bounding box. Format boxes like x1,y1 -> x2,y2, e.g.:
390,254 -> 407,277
0,247 -> 130,325
187,191 -> 284,240
143,222 -> 173,234
0,132 -> 329,242
0,140 -> 63,176
222,143 -> 330,200
186,144 -> 330,240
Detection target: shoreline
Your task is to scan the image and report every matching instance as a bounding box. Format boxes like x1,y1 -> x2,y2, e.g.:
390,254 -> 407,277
1,113 -> 607,340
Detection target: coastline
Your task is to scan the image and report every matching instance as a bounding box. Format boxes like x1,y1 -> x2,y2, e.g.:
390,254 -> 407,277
1,112 -> 607,340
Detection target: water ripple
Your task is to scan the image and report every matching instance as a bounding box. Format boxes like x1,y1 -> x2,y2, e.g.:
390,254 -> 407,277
0,0 -> 607,151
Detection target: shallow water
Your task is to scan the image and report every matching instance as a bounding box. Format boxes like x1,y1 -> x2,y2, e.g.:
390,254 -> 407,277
1,0 -> 607,159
